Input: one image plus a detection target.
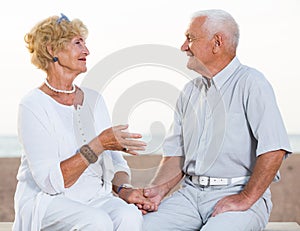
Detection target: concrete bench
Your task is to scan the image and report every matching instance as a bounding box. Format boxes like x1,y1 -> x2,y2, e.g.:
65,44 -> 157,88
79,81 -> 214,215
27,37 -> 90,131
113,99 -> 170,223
264,222 -> 300,230
1,222 -> 299,231
1,156 -> 299,229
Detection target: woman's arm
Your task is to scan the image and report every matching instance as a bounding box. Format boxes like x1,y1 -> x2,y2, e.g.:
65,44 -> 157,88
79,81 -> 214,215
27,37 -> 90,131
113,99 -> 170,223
61,126 -> 146,188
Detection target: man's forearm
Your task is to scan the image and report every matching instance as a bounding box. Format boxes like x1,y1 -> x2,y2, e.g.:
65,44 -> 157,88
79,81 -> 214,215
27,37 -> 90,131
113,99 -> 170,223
241,149 -> 285,205
150,156 -> 184,195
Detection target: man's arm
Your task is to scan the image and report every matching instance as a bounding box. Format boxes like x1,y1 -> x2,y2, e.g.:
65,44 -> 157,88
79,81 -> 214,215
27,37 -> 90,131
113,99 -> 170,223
143,156 -> 184,209
212,149 -> 286,216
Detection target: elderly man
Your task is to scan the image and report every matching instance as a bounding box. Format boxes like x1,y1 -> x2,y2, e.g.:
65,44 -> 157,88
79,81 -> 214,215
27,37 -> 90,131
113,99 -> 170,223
142,9 -> 291,230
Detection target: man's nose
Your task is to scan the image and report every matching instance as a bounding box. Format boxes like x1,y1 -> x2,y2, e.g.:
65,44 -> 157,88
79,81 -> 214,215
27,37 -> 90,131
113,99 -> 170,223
181,39 -> 189,52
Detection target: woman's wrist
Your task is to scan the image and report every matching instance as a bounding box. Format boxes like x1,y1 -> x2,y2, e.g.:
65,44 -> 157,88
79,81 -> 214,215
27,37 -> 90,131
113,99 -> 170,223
88,137 -> 104,156
78,144 -> 98,164
117,183 -> 134,194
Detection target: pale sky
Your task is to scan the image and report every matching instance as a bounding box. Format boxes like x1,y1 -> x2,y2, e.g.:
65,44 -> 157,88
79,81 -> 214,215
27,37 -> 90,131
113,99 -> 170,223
0,0 -> 299,136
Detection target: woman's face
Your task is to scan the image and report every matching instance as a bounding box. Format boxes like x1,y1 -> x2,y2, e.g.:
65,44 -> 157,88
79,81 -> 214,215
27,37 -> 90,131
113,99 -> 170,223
56,36 -> 90,75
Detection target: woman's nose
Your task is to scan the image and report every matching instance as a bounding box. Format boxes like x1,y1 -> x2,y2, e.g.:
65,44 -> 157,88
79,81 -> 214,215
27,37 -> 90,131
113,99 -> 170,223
84,46 -> 90,56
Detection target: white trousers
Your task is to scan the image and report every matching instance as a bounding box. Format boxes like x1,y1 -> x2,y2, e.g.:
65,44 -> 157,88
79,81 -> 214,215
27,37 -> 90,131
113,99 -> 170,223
143,177 -> 272,231
41,194 -> 143,231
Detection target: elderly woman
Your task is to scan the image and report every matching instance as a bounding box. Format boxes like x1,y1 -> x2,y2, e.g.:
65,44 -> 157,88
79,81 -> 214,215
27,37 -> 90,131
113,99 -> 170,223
13,14 -> 153,231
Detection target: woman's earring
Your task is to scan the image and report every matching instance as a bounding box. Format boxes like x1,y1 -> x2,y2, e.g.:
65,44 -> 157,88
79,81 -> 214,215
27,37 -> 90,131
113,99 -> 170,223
53,57 -> 58,62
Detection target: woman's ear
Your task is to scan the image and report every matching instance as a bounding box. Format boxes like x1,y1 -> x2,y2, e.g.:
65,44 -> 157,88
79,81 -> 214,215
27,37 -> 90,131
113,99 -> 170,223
47,45 -> 58,62
46,44 -> 54,57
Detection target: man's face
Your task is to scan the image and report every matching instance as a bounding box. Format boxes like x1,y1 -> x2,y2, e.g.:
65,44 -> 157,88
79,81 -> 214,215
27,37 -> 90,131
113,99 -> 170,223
181,17 -> 214,77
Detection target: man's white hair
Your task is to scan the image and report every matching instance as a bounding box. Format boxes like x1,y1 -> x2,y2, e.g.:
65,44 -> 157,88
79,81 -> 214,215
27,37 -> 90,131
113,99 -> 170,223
192,9 -> 240,54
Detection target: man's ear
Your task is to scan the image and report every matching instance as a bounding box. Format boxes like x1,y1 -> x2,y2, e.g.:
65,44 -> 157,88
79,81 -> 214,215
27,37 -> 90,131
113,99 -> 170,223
212,33 -> 223,53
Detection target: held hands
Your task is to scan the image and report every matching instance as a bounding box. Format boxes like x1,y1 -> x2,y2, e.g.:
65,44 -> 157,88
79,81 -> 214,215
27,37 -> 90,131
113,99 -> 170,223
143,185 -> 166,207
98,124 -> 146,155
136,184 -> 168,214
118,188 -> 157,215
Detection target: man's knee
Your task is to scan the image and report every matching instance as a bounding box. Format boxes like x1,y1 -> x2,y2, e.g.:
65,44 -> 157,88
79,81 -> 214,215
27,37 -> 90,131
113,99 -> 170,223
143,212 -> 162,231
201,211 -> 264,231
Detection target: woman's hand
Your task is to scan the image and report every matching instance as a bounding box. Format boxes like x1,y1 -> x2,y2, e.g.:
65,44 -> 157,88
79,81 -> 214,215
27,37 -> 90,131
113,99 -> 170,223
98,124 -> 146,155
119,188 -> 158,215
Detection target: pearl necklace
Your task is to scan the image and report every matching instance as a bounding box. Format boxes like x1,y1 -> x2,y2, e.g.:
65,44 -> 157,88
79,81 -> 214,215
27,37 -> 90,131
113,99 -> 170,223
44,79 -> 76,94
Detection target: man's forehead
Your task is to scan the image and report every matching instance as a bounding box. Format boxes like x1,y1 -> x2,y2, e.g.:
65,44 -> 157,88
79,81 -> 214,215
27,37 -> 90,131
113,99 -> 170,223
185,16 -> 206,35
190,16 -> 206,27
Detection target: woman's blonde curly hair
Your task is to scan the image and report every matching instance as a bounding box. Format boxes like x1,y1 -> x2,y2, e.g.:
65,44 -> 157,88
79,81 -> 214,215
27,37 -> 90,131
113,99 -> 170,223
24,14 -> 88,72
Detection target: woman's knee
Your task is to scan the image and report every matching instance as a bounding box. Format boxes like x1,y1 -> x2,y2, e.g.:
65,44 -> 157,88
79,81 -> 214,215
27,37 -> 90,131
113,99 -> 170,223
112,204 -> 143,230
79,209 -> 114,230
42,208 -> 113,231
121,204 -> 142,220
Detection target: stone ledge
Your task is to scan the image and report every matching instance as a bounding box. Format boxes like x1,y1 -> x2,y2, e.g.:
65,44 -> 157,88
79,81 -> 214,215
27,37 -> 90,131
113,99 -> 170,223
1,222 -> 299,231
0,223 -> 11,231
264,222 -> 300,231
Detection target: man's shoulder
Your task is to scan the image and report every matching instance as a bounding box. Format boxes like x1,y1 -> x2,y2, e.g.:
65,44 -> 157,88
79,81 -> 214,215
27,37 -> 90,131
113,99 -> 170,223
238,63 -> 267,81
235,64 -> 271,89
182,77 -> 203,90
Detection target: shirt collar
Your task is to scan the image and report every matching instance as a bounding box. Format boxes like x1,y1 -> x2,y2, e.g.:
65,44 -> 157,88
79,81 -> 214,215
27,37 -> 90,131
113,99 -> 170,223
201,76 -> 211,90
211,57 -> 241,90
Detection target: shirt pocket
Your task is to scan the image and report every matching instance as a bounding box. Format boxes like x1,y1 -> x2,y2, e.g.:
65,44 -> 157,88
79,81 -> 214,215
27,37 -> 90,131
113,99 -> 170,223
223,112 -> 253,155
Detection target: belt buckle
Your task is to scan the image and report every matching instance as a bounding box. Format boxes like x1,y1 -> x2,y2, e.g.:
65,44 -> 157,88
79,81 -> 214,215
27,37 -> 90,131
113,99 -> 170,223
198,176 -> 210,187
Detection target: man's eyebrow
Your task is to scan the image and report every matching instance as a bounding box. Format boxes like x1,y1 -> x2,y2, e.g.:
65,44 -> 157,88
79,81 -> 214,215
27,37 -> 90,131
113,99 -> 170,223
185,32 -> 190,37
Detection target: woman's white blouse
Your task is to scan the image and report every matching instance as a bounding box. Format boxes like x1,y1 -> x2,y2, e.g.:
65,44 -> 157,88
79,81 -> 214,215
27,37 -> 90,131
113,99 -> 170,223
13,87 -> 130,230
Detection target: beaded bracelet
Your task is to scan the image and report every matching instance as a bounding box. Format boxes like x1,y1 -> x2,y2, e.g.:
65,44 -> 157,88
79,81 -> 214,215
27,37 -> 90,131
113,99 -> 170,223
79,144 -> 98,164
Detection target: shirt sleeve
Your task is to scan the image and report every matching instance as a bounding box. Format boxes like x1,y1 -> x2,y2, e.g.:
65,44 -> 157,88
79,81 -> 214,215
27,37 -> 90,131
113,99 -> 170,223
111,151 -> 131,177
162,88 -> 185,157
18,103 -> 65,195
245,72 -> 292,157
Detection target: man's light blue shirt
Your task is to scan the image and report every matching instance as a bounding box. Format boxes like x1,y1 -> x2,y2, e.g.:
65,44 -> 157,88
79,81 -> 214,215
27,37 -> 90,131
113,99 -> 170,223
163,57 -> 292,179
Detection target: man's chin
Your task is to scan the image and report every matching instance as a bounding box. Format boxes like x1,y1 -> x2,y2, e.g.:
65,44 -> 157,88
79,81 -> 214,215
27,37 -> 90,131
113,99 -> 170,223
186,61 -> 195,71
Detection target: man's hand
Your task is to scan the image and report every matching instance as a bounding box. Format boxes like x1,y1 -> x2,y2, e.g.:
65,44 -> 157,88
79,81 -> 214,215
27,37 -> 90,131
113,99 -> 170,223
212,150 -> 286,217
138,157 -> 184,214
144,185 -> 166,207
211,192 -> 253,217
138,184 -> 169,214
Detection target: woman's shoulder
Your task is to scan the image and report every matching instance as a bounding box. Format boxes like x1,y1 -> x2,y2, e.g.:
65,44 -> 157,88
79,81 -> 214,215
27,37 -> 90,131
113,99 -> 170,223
81,87 -> 105,105
20,88 -> 46,106
80,87 -> 104,98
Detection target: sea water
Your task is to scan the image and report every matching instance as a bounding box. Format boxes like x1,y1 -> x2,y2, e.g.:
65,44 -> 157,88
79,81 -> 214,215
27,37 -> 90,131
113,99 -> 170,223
0,134 -> 300,158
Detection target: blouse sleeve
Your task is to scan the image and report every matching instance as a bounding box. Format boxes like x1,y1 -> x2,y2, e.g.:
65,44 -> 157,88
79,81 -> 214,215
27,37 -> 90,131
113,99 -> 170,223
18,103 -> 65,195
92,91 -> 131,176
